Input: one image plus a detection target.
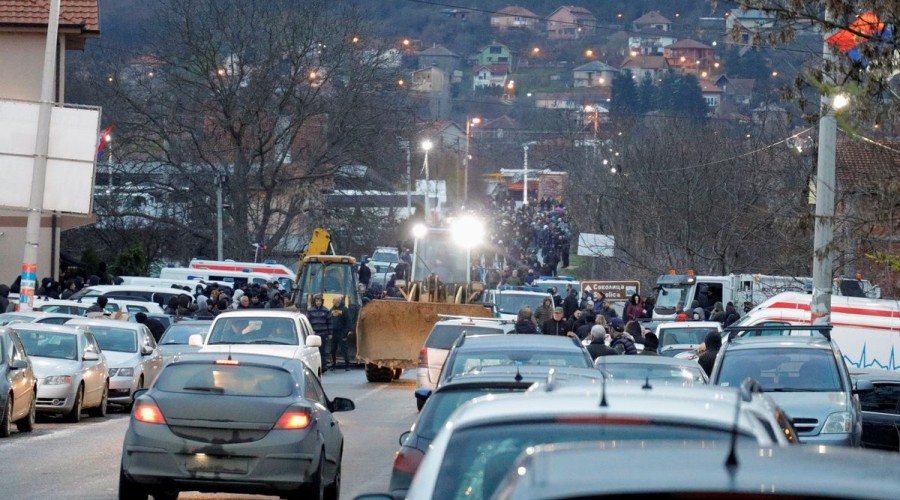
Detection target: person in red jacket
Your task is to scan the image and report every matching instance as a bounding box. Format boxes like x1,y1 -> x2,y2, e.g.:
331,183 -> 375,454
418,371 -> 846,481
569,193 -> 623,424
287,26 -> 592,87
624,293 -> 643,322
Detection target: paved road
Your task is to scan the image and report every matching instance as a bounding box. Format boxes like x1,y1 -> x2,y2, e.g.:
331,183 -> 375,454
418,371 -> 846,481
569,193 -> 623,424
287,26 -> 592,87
0,368 -> 417,499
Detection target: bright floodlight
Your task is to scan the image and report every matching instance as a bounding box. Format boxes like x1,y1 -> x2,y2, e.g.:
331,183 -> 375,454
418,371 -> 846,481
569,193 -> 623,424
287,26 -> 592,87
451,215 -> 484,248
412,223 -> 428,239
833,94 -> 850,110
105,134 -> 112,142
421,140 -> 433,151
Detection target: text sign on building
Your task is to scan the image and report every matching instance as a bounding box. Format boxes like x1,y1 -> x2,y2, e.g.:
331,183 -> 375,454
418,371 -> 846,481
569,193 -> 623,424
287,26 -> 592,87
0,99 -> 101,214
582,280 -> 640,301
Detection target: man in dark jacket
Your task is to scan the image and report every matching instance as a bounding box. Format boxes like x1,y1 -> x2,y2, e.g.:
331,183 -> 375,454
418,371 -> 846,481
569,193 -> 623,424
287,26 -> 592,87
640,332 -> 660,356
562,288 -> 579,320
329,296 -> 352,371
87,296 -> 108,314
586,325 -> 618,360
698,330 -> 722,377
513,307 -> 538,334
609,318 -> 637,355
0,284 -> 10,313
136,312 -> 166,342
358,260 -> 371,287
307,295 -> 332,372
542,307 -> 573,337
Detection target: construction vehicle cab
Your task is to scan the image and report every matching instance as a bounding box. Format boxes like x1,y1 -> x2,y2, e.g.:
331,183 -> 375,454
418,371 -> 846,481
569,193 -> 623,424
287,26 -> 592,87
295,255 -> 361,312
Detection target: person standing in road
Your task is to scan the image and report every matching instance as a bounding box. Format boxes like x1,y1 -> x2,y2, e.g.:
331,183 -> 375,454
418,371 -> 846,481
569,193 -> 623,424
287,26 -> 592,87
624,294 -> 643,322
534,298 -> 553,329
329,296 -> 352,371
307,294 -> 332,372
640,332 -> 660,356
0,284 -> 10,313
513,307 -> 538,334
136,312 -> 166,342
542,307 -> 573,337
609,318 -> 637,355
587,325 -> 618,360
358,258 -> 371,287
698,330 -> 722,377
563,287 -> 579,320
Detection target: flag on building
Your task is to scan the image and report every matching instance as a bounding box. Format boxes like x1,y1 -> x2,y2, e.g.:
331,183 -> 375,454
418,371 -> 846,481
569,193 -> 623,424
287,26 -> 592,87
97,125 -> 115,161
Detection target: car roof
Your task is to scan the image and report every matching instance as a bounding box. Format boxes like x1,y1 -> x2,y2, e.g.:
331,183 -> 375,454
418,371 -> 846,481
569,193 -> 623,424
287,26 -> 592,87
498,441 -> 900,500
80,285 -> 193,295
435,318 -> 513,327
172,352 -> 303,369
595,356 -> 703,368
725,336 -> 834,351
849,368 -> 900,382
454,334 -> 582,351
0,311 -> 73,319
495,290 -> 551,297
8,323 -> 83,335
66,318 -> 143,330
440,366 -> 602,389
212,310 -> 303,320
656,321 -> 722,329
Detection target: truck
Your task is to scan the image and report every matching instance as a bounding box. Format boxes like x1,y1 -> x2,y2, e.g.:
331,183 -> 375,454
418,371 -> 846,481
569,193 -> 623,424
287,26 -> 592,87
354,224 -> 493,382
651,272 -> 881,320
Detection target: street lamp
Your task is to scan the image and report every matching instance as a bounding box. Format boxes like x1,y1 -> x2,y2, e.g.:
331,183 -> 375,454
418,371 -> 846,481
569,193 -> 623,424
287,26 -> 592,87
451,215 -> 485,290
522,141 -> 537,205
464,117 -> 481,204
410,223 -> 428,282
421,140 -> 433,224
832,93 -> 850,110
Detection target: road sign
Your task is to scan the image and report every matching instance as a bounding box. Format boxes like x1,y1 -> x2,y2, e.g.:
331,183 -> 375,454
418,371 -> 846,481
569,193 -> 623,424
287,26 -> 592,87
581,280 -> 640,301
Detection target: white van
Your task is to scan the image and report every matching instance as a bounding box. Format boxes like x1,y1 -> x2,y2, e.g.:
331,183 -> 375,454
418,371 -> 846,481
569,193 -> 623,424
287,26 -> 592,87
159,267 -> 291,294
733,292 -> 900,372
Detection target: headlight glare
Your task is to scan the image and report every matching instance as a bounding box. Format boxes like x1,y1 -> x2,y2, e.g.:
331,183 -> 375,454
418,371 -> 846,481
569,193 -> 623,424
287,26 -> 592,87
44,375 -> 72,385
116,367 -> 135,378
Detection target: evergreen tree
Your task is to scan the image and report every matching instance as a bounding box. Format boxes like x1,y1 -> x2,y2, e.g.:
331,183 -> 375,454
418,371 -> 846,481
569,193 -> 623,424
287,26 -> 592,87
610,70 -> 639,119
637,73 -> 657,114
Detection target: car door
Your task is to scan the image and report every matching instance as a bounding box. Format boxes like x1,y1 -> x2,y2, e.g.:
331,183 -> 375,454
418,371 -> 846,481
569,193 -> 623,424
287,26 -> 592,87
80,332 -> 106,406
303,367 -> 339,478
859,381 -> 900,451
7,333 -> 31,419
298,316 -> 322,374
139,327 -> 163,385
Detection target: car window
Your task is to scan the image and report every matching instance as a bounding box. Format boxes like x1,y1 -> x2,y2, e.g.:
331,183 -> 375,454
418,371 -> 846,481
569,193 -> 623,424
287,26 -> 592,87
16,330 -> 78,360
39,317 -> 72,325
495,294 -> 549,314
156,362 -> 293,397
449,349 -> 590,377
432,422 -> 756,500
207,317 -> 298,345
717,348 -> 843,392
425,325 -> 507,349
84,332 -> 101,356
371,251 -> 399,263
159,324 -> 211,345
601,364 -> 706,384
859,383 -> 900,414
658,327 -> 718,346
303,368 -> 328,406
89,326 -> 139,353
418,387 -> 524,439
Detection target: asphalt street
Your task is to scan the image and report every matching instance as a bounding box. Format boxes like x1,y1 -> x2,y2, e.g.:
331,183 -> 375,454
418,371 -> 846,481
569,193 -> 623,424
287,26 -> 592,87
0,368 -> 417,499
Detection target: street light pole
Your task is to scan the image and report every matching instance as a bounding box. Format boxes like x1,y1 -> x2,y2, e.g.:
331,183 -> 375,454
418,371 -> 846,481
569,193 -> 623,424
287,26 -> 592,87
522,143 -> 530,205
405,141 -> 411,215
464,117 -> 480,204
215,173 -> 226,260
422,140 -> 433,224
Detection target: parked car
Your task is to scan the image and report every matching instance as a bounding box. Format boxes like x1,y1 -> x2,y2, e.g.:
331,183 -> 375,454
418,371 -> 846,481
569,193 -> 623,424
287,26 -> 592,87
14,324 -> 109,422
0,311 -> 80,326
404,381 -> 796,500
119,353 -> 354,499
392,366 -> 602,498
851,368 -> 900,451
67,285 -> 193,308
435,334 -> 593,389
491,441 -> 900,500
415,317 -> 515,410
0,327 -> 37,436
711,326 -> 871,446
190,310 -> 323,376
32,297 -> 163,317
593,355 -> 709,385
156,320 -> 212,365
654,321 -> 723,357
66,318 -> 162,407
481,289 -> 553,322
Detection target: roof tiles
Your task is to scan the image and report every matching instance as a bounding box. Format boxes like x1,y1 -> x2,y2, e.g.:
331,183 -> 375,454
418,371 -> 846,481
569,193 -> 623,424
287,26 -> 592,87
0,0 -> 99,32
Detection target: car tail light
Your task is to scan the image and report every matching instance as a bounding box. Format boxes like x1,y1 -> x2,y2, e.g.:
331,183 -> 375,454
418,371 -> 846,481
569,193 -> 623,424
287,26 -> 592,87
417,348 -> 428,368
274,410 -> 311,429
393,445 -> 426,476
133,402 -> 166,425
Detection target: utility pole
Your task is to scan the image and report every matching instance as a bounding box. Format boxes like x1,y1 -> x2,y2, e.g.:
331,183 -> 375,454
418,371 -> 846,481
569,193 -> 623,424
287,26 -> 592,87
403,141 -> 411,215
215,173 -> 226,260
522,143 -> 529,205
19,0 -> 61,312
811,9 -> 838,326
422,140 -> 433,224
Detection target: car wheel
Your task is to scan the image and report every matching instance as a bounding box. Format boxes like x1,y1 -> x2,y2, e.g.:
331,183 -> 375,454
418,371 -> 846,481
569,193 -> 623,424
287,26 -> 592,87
16,389 -> 36,432
364,363 -> 394,383
118,466 -> 148,500
298,451 -> 325,500
88,383 -> 108,418
392,368 -> 403,380
0,394 -> 11,438
63,385 -> 83,423
325,446 -> 342,500
150,489 -> 178,500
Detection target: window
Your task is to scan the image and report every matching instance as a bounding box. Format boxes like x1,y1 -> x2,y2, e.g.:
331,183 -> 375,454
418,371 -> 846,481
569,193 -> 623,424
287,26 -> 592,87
489,47 -> 502,54
90,326 -> 139,353
303,368 -> 328,406
859,383 -> 900,414
207,317 -> 298,345
156,363 -> 294,397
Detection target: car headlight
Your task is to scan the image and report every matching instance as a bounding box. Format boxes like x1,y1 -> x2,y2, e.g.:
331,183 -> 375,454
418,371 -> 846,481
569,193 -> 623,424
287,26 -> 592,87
44,375 -> 72,385
821,412 -> 852,433
109,368 -> 135,378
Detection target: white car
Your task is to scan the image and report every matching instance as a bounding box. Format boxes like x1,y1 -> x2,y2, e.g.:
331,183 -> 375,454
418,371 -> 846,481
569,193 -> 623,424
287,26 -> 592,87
65,318 -> 162,407
33,297 -> 164,317
67,285 -> 193,308
655,321 -> 724,358
189,310 -> 323,376
0,311 -> 80,326
482,289 -> 554,322
13,323 -> 109,422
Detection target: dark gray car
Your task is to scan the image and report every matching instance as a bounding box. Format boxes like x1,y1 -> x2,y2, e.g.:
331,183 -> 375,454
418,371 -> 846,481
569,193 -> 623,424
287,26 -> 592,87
0,327 -> 37,437
119,352 -> 354,500
852,368 -> 900,451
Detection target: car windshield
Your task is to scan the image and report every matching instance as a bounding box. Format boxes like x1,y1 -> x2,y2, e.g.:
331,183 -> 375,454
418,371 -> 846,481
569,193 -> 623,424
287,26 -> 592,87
426,325 -> 507,349
418,387 -> 525,439
658,327 -> 718,347
67,288 -> 101,300
654,285 -> 690,310
449,349 -> 589,377
496,293 -> 548,314
0,314 -> 34,326
433,421 -> 753,500
207,317 -> 298,345
155,362 -> 293,397
600,364 -> 706,384
16,330 -> 77,360
89,326 -> 139,353
717,348 -> 843,392
372,251 -> 399,263
160,324 -> 211,345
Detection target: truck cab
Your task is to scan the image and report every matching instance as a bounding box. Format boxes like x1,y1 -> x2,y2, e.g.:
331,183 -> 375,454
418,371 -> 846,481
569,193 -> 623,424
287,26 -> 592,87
653,274 -> 734,320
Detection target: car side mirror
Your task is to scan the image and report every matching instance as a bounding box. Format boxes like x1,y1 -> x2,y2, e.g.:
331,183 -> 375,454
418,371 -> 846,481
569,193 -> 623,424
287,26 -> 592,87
188,334 -> 204,347
853,379 -> 875,394
330,396 -> 355,413
83,351 -> 100,361
414,388 -> 432,402
141,345 -> 154,356
10,358 -> 28,369
306,334 -> 322,348
399,430 -> 411,446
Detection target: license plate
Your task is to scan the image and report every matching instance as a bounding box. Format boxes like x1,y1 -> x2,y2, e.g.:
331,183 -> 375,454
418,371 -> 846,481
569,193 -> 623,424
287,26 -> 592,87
184,454 -> 249,474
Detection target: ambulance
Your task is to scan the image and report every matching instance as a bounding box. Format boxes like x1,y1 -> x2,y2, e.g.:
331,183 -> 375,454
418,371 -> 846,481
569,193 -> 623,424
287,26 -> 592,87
733,292 -> 900,372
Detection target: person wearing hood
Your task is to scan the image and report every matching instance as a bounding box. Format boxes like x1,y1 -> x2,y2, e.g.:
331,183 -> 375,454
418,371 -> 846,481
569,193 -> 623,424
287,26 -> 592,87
232,289 -> 245,309
534,297 -> 553,328
724,302 -> 740,327
136,312 -> 166,342
586,325 -> 618,360
709,301 -> 726,324
624,294 -> 643,322
698,330 -> 723,377
609,318 -> 637,355
513,307 -> 538,334
0,284 -> 10,313
691,300 -> 706,321
624,320 -> 646,345
215,297 -> 230,315
193,295 -> 214,319
640,332 -> 660,356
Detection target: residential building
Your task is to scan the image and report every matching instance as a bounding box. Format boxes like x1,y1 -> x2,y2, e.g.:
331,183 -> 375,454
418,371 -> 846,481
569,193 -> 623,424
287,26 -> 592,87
473,42 -> 514,67
751,103 -> 790,131
664,39 -> 716,73
715,75 -> 756,108
472,64 -> 510,90
412,66 -> 449,93
573,60 -> 619,87
491,5 -> 539,31
475,115 -> 523,140
632,11 -> 672,32
0,0 -> 100,282
440,8 -> 471,20
419,121 -> 466,152
533,91 -> 608,111
619,55 -> 669,81
699,81 -> 723,111
546,5 -> 596,39
726,9 -> 776,43
417,44 -> 461,75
